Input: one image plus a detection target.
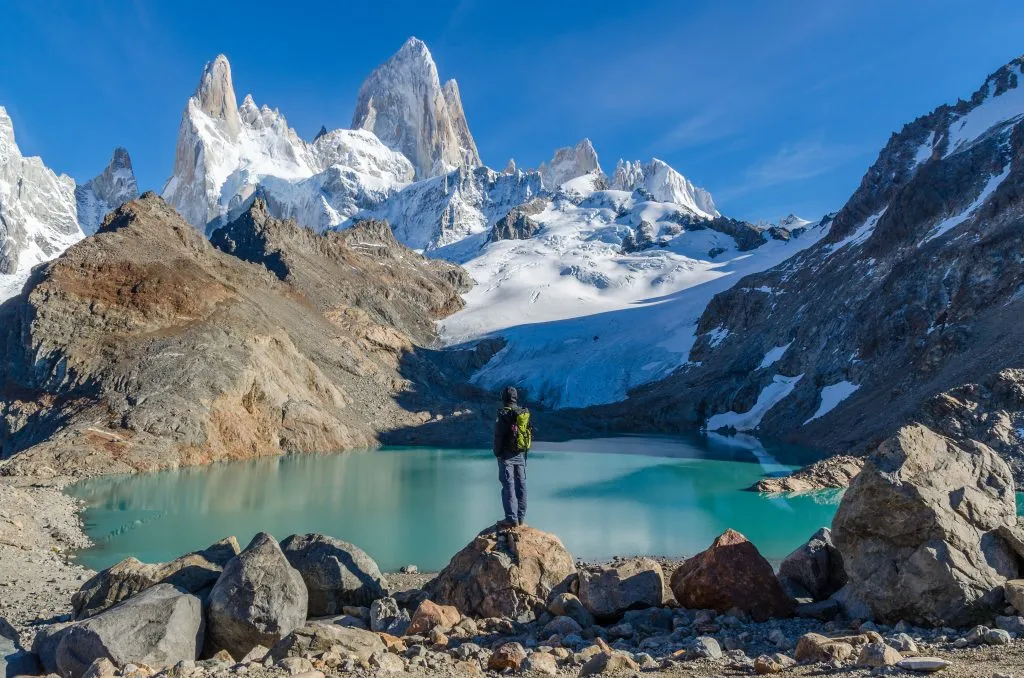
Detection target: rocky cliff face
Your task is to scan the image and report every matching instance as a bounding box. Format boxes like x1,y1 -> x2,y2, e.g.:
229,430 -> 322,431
607,56 -> 1024,472
75,147 -> 139,235
0,194 -> 472,476
351,38 -> 481,180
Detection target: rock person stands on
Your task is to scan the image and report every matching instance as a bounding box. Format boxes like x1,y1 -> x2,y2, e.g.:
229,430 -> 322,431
492,386 -> 533,528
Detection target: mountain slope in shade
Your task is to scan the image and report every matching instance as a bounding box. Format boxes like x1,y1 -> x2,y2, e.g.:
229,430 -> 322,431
76,147 -> 139,235
352,37 -> 481,179
162,54 -> 413,234
603,55 -> 1024,478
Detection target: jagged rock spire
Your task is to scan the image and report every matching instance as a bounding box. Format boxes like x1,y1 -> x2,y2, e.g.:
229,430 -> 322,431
194,54 -> 240,140
76,147 -> 140,235
351,37 -> 481,179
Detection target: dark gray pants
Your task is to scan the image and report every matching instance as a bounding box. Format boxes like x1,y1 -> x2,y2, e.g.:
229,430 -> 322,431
498,454 -> 527,524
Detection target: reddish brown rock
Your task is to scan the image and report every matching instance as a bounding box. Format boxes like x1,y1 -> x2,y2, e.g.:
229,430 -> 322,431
669,529 -> 794,621
407,599 -> 461,635
487,642 -> 527,671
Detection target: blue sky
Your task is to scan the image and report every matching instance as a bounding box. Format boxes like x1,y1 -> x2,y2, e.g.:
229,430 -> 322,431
2,0 -> 1023,222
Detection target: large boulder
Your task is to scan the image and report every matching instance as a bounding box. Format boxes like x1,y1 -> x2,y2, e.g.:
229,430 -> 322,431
280,533 -> 388,615
269,623 -> 384,663
778,528 -> 846,601
577,558 -> 665,620
34,584 -> 203,678
428,525 -> 576,619
832,424 -> 1018,626
72,538 -> 240,619
670,529 -> 794,621
206,532 -> 308,659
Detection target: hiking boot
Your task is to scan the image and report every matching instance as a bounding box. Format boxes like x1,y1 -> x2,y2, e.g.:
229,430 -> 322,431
496,519 -> 518,530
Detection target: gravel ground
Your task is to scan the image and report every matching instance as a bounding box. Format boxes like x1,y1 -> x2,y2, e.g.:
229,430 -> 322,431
0,476 -> 93,646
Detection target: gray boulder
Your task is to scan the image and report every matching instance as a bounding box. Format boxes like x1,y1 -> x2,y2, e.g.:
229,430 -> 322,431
281,533 -> 388,615
73,537 -> 240,619
206,532 -> 308,659
546,592 -> 593,629
269,622 -> 384,663
33,584 -> 203,677
577,558 -> 665,620
832,424 -> 1018,626
778,527 -> 846,601
368,597 -> 410,636
2,616 -> 40,678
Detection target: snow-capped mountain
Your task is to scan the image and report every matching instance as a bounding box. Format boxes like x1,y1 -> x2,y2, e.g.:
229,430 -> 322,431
436,176 -> 825,407
162,54 -> 414,234
352,37 -> 481,180
607,55 -> 1024,466
0,106 -> 81,284
358,165 -> 543,252
612,158 -> 719,218
0,108 -> 138,301
76,147 -> 139,235
538,139 -> 602,189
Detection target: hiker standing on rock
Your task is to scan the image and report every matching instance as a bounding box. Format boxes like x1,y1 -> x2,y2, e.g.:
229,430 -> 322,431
493,386 -> 533,529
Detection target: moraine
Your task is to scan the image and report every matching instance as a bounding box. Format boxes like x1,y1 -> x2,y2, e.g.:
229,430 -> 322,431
68,434 -> 840,572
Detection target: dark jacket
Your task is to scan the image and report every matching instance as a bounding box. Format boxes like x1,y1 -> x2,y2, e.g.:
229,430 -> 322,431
493,404 -> 529,458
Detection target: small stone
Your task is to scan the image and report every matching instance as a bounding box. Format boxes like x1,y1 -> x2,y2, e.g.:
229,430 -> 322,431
691,635 -> 722,659
400,564 -> 418,574
607,622 -> 633,639
966,625 -> 990,644
453,659 -> 484,676
524,651 -> 558,675
547,592 -> 594,629
488,642 -> 527,671
369,597 -> 410,636
768,629 -> 792,649
275,656 -> 314,675
897,657 -> 952,673
996,615 -> 1024,635
241,645 -> 270,664
984,628 -> 1013,646
890,633 -> 919,654
753,655 -> 784,674
579,651 -> 640,676
543,615 -> 583,638
857,642 -> 903,667
369,652 -> 405,672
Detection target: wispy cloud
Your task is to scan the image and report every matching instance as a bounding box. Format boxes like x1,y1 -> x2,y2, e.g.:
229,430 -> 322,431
716,140 -> 865,201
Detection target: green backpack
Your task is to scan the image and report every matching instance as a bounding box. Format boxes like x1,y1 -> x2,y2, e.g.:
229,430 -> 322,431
511,409 -> 532,454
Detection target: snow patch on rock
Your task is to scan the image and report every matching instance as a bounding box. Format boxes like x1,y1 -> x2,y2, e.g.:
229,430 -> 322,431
707,374 -> 804,432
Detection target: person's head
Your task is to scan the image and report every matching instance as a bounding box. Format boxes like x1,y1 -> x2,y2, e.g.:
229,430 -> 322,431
502,385 -> 518,405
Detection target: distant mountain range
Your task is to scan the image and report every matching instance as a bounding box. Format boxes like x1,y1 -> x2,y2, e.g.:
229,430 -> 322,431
3,38 -> 1024,477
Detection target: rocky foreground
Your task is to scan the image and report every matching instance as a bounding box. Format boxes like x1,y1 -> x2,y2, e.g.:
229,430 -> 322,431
5,422 -> 1024,678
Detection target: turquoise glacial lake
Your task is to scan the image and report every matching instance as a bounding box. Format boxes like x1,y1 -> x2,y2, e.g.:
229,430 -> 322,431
68,434 -> 843,572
